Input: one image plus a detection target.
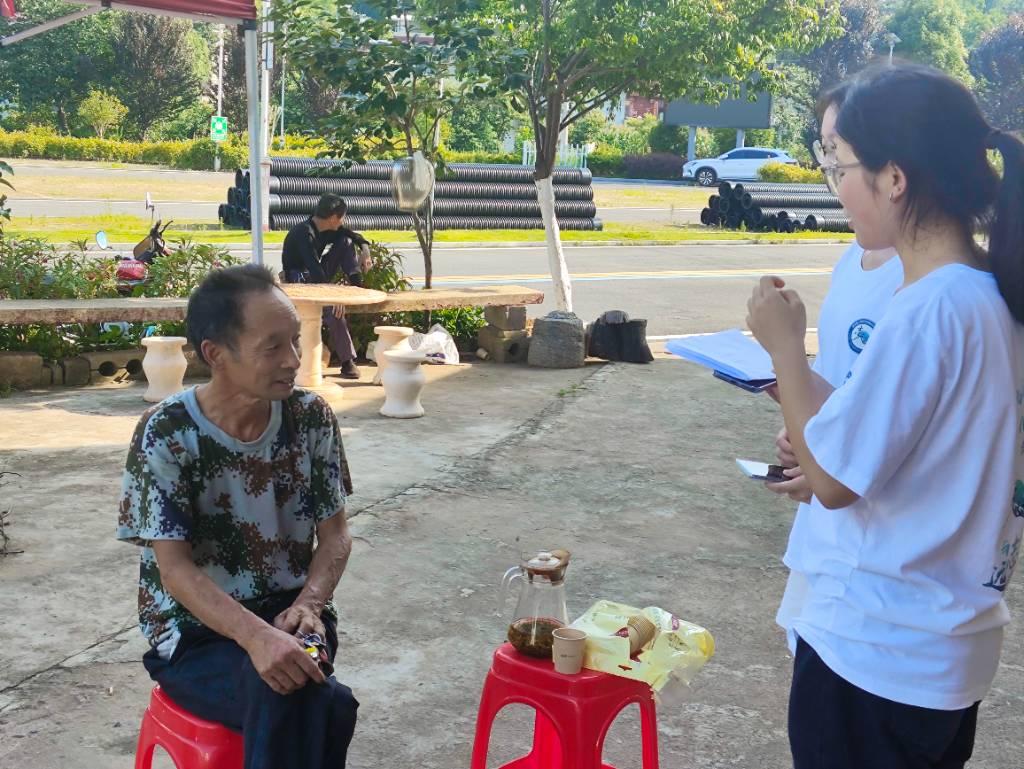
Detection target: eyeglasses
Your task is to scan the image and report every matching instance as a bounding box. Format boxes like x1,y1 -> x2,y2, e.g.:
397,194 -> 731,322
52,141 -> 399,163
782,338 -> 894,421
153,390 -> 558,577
813,139 -> 861,196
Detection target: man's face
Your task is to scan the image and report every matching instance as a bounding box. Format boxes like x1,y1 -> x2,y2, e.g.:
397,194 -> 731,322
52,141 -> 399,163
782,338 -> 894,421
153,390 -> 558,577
207,288 -> 302,400
326,213 -> 346,231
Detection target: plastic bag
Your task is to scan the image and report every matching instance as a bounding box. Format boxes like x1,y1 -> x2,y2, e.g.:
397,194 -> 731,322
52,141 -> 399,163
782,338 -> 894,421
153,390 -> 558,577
406,324 -> 460,365
571,600 -> 715,698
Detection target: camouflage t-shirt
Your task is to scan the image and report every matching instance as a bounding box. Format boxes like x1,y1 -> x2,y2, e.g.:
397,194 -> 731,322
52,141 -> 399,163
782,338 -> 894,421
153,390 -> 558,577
117,387 -> 352,659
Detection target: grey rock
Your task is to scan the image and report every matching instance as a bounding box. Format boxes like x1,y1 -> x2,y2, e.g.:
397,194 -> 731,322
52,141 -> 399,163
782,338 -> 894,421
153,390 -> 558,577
528,312 -> 586,368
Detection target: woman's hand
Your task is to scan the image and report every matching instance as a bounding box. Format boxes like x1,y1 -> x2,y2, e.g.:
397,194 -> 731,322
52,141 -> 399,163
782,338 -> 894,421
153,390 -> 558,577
746,276 -> 807,358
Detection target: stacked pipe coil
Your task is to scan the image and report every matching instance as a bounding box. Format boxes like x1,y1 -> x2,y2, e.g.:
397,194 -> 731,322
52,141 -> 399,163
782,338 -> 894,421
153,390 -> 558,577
267,194 -> 597,218
267,214 -> 603,231
701,181 -> 851,233
223,158 -> 599,231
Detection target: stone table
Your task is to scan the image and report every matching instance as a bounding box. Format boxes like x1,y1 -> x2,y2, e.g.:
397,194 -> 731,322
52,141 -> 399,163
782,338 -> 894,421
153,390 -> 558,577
280,284 -> 388,388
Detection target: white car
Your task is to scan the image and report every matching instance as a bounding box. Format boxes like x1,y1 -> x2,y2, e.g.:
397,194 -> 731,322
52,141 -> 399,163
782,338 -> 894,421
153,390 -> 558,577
682,147 -> 798,186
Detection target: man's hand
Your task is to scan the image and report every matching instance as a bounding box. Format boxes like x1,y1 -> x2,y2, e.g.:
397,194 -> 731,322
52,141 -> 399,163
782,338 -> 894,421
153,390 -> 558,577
358,244 -> 372,273
766,467 -> 813,504
244,624 -> 325,695
333,304 -> 346,319
274,601 -> 326,639
776,427 -> 798,467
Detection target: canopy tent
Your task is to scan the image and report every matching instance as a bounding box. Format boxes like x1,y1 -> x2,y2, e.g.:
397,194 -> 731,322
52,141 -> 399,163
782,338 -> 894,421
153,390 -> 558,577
0,0 -> 269,263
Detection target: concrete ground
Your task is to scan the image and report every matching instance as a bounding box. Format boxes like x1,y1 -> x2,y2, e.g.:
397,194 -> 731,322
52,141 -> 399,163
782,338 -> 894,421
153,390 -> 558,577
1,351 -> 1022,769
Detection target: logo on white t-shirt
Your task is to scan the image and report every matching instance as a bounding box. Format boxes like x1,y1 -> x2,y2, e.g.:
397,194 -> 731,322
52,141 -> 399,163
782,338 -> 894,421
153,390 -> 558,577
984,535 -> 1021,592
848,318 -> 875,354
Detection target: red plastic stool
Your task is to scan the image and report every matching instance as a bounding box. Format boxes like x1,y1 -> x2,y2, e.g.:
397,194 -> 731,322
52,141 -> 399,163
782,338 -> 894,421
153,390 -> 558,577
134,685 -> 243,769
470,643 -> 660,769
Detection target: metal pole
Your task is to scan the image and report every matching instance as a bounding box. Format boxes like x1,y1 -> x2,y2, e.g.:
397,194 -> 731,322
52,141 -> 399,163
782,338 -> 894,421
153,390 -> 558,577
0,6 -> 103,47
280,54 -> 286,149
260,0 -> 273,158
215,25 -> 225,172
244,23 -> 264,264
687,126 -> 697,164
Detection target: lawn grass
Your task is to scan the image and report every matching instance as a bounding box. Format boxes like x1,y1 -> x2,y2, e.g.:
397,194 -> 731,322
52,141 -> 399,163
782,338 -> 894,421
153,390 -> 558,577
5,215 -> 854,247
591,185 -> 711,209
6,174 -> 230,203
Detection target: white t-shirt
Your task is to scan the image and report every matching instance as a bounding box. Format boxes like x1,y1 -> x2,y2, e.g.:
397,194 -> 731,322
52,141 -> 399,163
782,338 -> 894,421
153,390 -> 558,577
787,264 -> 1024,710
777,245 -> 903,651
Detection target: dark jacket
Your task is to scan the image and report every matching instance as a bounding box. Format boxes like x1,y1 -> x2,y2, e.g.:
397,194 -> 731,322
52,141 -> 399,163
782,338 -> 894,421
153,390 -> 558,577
281,217 -> 369,284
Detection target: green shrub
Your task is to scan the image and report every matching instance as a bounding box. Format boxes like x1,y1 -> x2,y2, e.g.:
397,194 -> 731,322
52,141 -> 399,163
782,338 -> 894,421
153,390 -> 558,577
442,150 -> 520,165
587,147 -> 625,177
0,236 -> 239,360
412,306 -> 485,350
758,161 -> 825,184
623,153 -> 684,180
0,129 -> 249,170
133,240 -> 240,298
648,123 -> 689,156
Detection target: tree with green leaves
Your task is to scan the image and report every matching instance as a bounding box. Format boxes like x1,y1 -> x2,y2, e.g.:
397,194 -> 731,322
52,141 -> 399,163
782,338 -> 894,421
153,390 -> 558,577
271,0 -> 505,288
443,0 -> 841,311
801,0 -> 884,90
76,89 -> 128,139
447,98 -> 516,152
890,0 -> 972,83
0,0 -> 116,133
970,14 -> 1024,132
112,14 -> 208,138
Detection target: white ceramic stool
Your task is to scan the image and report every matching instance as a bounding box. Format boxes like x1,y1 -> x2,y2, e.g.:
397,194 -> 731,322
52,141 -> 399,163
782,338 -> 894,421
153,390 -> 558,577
379,349 -> 427,418
373,326 -> 415,385
141,336 -> 188,403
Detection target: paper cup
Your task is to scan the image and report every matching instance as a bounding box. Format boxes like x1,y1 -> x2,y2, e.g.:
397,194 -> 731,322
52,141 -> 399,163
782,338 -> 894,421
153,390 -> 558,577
626,614 -> 657,655
552,627 -> 587,674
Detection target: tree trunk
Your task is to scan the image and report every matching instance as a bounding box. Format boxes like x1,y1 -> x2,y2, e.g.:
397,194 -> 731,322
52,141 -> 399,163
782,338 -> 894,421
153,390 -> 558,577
535,175 -> 572,312
412,194 -> 434,289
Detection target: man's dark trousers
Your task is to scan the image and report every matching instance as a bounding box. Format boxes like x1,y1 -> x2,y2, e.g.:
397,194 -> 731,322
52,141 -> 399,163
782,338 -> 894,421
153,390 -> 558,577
321,237 -> 360,364
143,591 -> 358,769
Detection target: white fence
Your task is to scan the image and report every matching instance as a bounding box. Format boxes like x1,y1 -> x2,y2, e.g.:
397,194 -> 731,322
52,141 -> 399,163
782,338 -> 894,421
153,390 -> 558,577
521,141 -> 589,169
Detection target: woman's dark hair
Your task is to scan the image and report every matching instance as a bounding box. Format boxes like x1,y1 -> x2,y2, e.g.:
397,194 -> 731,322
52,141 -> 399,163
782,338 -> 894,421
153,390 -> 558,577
815,80 -> 849,124
186,264 -> 279,364
314,193 -> 348,219
835,61 -> 1024,322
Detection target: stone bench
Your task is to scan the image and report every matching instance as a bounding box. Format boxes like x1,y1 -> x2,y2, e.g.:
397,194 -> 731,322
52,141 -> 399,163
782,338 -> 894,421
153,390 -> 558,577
0,285 -> 545,388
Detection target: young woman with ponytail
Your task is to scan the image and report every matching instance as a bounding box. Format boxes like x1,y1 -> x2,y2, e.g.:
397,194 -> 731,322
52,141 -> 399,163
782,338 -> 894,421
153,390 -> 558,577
746,61 -> 1024,768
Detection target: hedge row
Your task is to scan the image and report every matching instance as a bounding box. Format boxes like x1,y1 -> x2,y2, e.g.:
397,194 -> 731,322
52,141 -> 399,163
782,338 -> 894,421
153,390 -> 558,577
0,130 -> 252,170
757,161 -> 825,184
587,147 -> 685,179
0,130 -> 526,171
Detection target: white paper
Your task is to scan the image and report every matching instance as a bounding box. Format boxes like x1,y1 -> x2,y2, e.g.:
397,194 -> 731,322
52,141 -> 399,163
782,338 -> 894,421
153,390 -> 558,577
666,329 -> 775,381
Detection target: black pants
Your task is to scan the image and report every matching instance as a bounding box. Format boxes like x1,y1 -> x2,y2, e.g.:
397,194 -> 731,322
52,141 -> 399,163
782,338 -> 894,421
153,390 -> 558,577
143,591 -> 358,769
789,638 -> 979,769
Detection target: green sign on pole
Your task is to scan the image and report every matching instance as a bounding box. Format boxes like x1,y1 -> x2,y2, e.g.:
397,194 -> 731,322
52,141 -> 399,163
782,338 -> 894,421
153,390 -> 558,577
210,115 -> 228,143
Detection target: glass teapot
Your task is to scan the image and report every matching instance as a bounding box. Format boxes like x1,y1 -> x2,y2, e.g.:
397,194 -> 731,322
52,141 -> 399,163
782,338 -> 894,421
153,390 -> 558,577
500,549 -> 571,658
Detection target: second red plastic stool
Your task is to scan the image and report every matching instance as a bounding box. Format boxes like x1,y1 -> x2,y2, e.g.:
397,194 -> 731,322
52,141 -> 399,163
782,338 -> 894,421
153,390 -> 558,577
470,642 -> 660,769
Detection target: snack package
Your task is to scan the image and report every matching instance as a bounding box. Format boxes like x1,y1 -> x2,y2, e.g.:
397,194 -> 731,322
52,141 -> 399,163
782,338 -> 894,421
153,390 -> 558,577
571,600 -> 715,697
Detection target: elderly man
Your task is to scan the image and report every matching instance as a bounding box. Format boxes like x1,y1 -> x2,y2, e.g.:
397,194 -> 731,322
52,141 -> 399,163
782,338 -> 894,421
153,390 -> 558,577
117,264 -> 358,769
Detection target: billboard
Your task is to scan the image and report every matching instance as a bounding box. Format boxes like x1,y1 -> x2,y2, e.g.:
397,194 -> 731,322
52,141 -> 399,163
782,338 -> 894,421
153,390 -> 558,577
663,91 -> 772,129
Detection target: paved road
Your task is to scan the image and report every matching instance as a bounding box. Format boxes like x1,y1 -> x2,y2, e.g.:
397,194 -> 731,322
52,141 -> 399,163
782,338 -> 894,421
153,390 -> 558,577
418,242 -> 841,334
230,242 -> 841,336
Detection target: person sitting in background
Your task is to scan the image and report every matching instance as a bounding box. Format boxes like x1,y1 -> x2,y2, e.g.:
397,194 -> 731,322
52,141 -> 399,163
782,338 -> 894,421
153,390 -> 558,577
281,194 -> 372,379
